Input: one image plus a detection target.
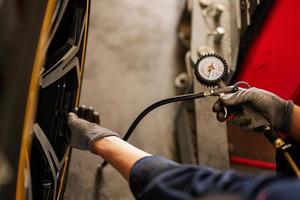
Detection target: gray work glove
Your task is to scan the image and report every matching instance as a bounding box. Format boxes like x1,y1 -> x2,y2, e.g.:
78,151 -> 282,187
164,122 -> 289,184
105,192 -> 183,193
67,106 -> 119,153
212,87 -> 294,133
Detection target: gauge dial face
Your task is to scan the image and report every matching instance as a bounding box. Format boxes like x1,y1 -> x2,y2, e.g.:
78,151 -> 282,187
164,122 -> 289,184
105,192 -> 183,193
197,56 -> 224,80
194,54 -> 228,86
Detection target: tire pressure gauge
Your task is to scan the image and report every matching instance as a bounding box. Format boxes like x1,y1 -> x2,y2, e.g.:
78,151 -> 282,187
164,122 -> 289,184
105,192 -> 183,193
194,53 -> 228,86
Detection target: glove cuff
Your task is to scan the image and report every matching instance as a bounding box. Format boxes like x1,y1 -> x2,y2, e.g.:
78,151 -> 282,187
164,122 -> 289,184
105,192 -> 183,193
87,131 -> 120,153
280,100 -> 294,133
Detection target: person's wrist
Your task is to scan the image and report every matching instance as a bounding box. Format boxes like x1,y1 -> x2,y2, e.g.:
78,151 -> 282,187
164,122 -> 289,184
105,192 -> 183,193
91,135 -> 121,154
87,129 -> 120,153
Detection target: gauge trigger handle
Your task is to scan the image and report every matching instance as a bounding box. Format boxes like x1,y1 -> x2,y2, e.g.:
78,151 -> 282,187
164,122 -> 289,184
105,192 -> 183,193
241,104 -> 271,130
218,103 -> 271,131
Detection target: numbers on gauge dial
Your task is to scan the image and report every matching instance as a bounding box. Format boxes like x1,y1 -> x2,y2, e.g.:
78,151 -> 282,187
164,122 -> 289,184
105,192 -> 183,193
194,54 -> 228,86
197,56 -> 225,81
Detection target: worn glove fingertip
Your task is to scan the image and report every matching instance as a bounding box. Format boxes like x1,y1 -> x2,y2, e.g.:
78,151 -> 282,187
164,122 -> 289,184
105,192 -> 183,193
216,112 -> 226,122
78,105 -> 87,118
212,100 -> 223,113
73,107 -> 79,115
93,112 -> 100,125
67,112 -> 78,124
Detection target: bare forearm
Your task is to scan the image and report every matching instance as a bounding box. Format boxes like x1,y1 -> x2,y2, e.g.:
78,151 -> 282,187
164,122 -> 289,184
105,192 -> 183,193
290,105 -> 300,142
93,136 -> 151,180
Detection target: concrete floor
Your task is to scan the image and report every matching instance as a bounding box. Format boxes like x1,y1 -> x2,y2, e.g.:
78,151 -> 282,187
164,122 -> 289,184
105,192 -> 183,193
65,1 -> 185,199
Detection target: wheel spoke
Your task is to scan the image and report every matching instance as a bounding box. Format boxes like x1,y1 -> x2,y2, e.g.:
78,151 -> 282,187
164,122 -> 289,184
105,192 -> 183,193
46,0 -> 70,50
29,0 -> 90,199
40,57 -> 80,88
33,123 -> 71,200
33,123 -> 70,172
41,6 -> 86,88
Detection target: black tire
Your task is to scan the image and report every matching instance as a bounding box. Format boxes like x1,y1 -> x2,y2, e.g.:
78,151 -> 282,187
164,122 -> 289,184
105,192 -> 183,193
0,0 -> 90,199
30,0 -> 90,199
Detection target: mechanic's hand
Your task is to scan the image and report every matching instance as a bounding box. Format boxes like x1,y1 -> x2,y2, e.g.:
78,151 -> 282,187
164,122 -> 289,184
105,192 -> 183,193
212,87 -> 294,133
73,105 -> 101,125
67,106 -> 119,153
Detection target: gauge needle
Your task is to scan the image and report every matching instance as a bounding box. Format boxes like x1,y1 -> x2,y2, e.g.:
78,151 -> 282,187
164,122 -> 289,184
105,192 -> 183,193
207,63 -> 215,78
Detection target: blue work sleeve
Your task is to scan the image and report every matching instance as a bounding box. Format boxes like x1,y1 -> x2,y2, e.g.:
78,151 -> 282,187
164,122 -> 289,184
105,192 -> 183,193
129,156 -> 300,200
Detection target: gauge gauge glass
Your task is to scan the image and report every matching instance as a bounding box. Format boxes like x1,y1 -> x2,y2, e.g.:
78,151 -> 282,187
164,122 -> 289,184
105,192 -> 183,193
197,56 -> 225,81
